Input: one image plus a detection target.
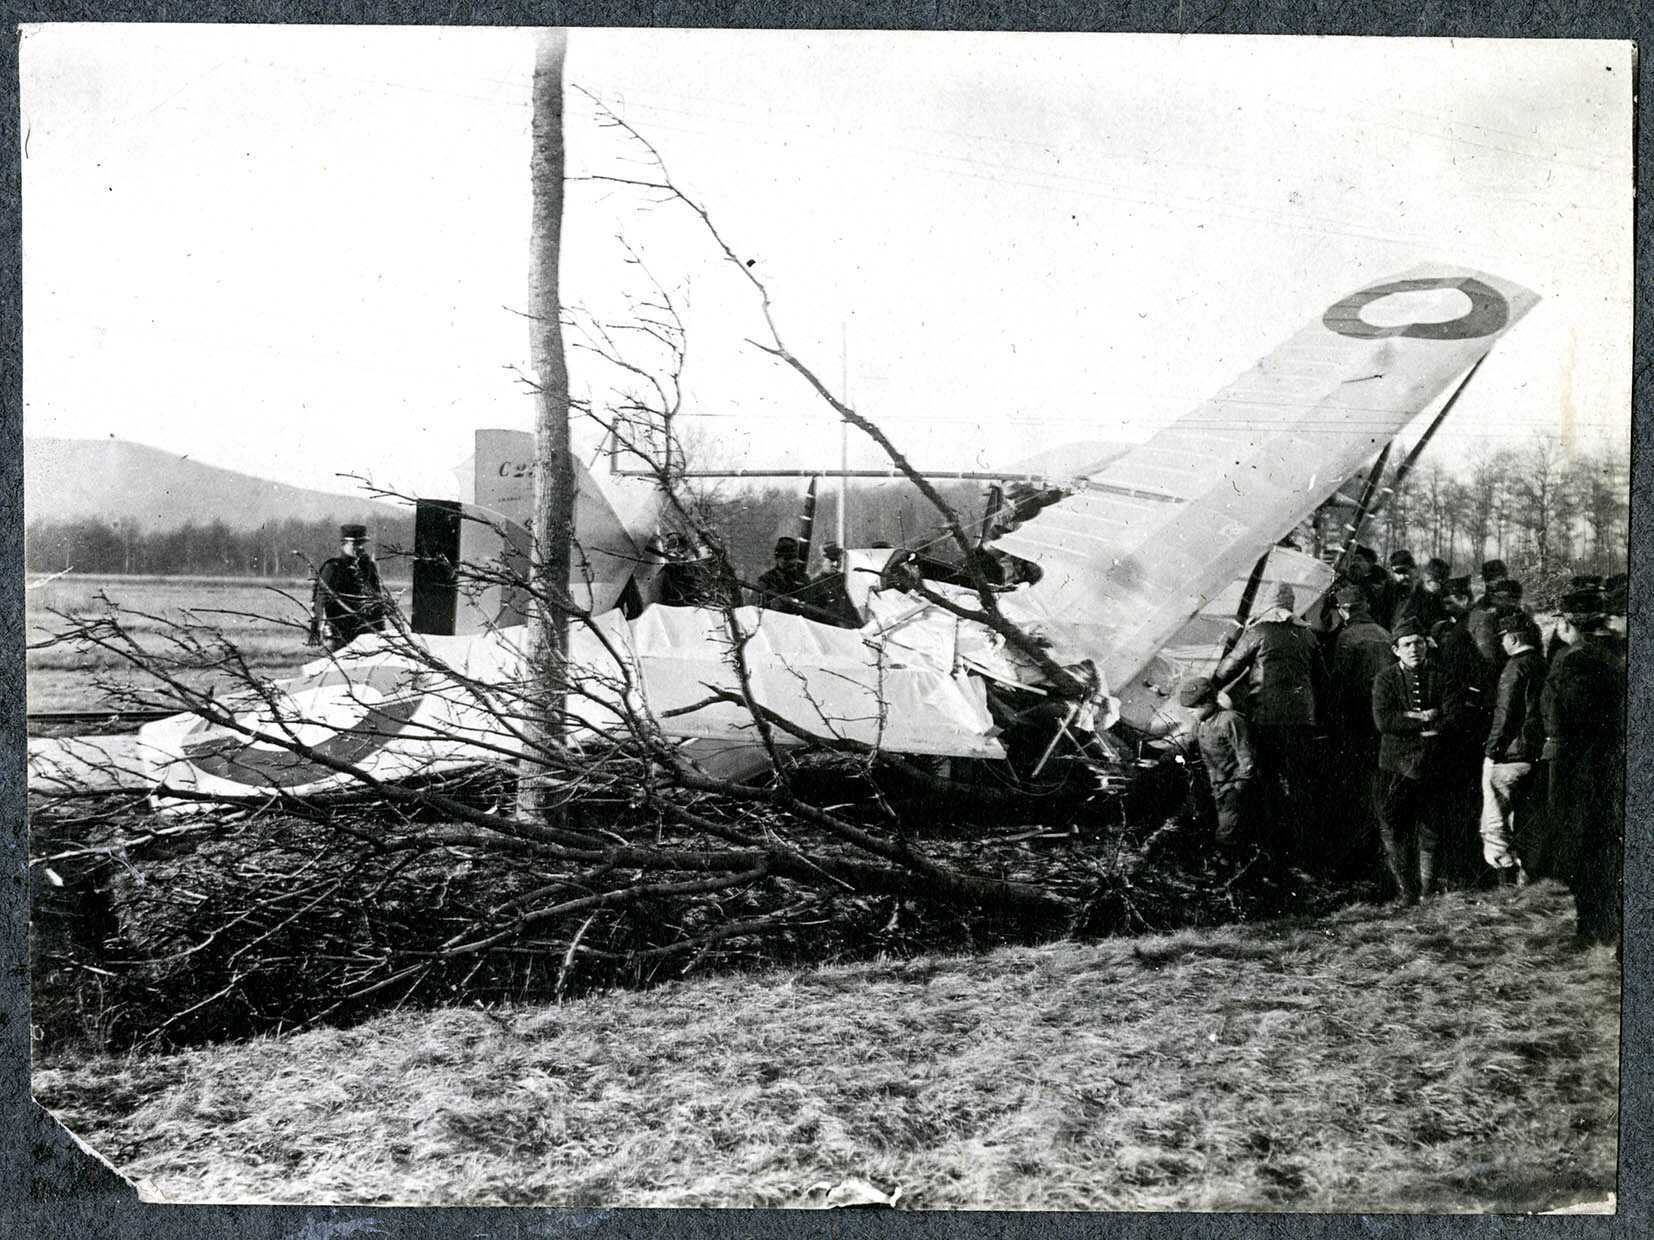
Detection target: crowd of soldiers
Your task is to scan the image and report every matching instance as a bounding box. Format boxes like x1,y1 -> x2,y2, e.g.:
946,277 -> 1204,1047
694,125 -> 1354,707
1177,550 -> 1627,949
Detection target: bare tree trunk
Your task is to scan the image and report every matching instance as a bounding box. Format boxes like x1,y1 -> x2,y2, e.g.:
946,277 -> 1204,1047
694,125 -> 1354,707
520,27 -> 573,824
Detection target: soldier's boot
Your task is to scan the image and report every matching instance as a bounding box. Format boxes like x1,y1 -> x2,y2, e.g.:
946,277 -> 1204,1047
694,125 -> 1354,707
1418,848 -> 1438,900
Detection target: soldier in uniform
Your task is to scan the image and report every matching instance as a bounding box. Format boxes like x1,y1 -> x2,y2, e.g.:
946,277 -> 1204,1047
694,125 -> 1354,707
1327,583 -> 1393,879
1371,616 -> 1449,905
1541,587 -> 1625,948
751,537 -> 811,613
1394,556 -> 1450,634
1432,575 -> 1492,884
1374,549 -> 1415,628
1467,559 -> 1509,667
1212,582 -> 1327,867
309,523 -> 390,652
1479,609 -> 1545,887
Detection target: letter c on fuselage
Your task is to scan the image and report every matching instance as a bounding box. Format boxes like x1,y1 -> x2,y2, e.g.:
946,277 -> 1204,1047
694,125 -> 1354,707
1322,276 -> 1509,341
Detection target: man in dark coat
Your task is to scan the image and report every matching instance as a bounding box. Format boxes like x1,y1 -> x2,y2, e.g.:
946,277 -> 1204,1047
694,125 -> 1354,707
1395,555 -> 1451,634
1432,575 -> 1493,884
1474,559 -> 1507,613
1371,616 -> 1450,905
1541,588 -> 1626,947
751,537 -> 811,613
309,523 -> 389,651
1328,584 -> 1393,879
1373,548 -> 1415,629
1467,564 -> 1512,668
1480,609 -> 1545,887
1212,582 -> 1327,866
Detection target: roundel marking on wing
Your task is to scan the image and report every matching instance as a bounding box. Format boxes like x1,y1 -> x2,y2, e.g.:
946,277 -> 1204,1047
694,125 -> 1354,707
1322,276 -> 1509,341
177,663 -> 433,789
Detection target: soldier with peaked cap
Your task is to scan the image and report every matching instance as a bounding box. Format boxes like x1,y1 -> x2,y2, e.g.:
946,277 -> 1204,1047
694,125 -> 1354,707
1480,608 -> 1545,887
1328,583 -> 1394,880
310,523 -> 390,652
1468,567 -> 1514,668
1371,615 -> 1450,905
1373,549 -> 1415,628
1179,675 -> 1258,867
1540,586 -> 1625,947
1212,581 -> 1328,866
1475,559 -> 1508,611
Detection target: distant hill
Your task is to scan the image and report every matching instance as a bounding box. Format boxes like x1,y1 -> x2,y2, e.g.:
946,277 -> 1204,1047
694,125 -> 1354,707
24,438 -> 406,533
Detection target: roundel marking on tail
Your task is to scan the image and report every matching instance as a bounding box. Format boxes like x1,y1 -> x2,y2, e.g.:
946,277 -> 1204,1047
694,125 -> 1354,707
177,663 -> 433,789
1322,276 -> 1509,341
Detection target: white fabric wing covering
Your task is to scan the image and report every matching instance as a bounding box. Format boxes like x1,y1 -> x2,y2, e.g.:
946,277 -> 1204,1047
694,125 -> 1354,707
991,264 -> 1538,692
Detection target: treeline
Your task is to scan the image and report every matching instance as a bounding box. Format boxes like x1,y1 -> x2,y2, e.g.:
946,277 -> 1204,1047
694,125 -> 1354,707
1373,438 -> 1628,604
24,515 -> 418,579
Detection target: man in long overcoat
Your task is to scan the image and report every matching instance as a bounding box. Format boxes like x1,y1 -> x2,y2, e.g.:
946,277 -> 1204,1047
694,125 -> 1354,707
1328,584 -> 1393,879
310,523 -> 390,651
1541,588 -> 1626,947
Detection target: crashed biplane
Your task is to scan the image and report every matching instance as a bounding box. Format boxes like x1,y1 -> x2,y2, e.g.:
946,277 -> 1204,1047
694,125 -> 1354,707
29,264 -> 1539,802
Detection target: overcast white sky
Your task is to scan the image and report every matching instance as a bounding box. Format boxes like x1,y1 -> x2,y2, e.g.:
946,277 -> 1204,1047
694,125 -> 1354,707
20,27 -> 1634,501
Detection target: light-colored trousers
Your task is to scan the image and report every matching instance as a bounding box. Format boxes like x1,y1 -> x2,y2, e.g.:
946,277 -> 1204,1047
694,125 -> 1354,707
1479,757 -> 1534,869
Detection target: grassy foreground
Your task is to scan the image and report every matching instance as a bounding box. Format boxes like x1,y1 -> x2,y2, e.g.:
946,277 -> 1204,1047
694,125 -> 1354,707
35,880 -> 1618,1212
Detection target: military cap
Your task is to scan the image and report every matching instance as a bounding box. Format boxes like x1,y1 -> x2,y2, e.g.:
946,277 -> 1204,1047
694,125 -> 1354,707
1422,557 -> 1450,581
1269,582 -> 1296,611
340,523 -> 369,540
1334,583 -> 1367,607
1388,549 -> 1415,569
1354,544 -> 1379,564
822,542 -> 843,559
1480,559 -> 1507,580
1559,587 -> 1605,617
774,536 -> 801,556
1489,577 -> 1523,600
1568,574 -> 1604,591
1390,616 -> 1428,640
1444,574 -> 1472,596
1177,676 -> 1216,708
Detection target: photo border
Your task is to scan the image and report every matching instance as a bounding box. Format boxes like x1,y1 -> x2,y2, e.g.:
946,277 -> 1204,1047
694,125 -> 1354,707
2,4 -> 1644,1236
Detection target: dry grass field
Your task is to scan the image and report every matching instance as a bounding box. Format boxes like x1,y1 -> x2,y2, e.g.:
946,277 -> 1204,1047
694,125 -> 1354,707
35,880 -> 1618,1212
25,574 -> 406,712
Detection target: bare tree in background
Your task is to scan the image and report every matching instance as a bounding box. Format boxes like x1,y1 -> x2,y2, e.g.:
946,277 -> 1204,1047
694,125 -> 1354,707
1511,432 -> 1573,579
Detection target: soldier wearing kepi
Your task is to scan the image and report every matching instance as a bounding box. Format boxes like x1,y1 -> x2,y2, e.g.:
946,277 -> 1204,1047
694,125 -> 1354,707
1479,609 -> 1545,887
1467,560 -> 1509,668
310,523 -> 390,652
1371,616 -> 1449,905
1541,587 -> 1626,948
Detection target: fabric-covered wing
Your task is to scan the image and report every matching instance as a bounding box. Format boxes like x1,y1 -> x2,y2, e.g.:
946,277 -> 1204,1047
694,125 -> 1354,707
990,264 -> 1539,690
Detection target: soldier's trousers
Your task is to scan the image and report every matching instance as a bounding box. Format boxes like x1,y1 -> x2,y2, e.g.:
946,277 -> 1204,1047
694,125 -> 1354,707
1377,770 -> 1440,900
1479,758 -> 1534,872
